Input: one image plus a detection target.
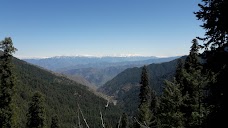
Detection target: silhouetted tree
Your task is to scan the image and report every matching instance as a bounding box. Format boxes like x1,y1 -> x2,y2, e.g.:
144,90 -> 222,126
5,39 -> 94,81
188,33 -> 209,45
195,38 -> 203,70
195,1 -> 228,127
185,39 -> 200,71
0,37 -> 17,128
195,0 -> 227,49
26,92 -> 46,128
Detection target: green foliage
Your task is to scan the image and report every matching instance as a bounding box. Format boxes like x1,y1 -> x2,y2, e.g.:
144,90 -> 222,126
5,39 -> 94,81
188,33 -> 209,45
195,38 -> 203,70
139,66 -> 150,105
175,39 -> 208,127
100,57 -> 186,115
118,113 -> 128,128
0,37 -> 17,128
195,0 -> 227,48
195,1 -> 228,127
185,39 -> 200,71
158,39 -> 210,128
51,115 -> 59,128
135,66 -> 159,128
159,80 -> 184,128
0,50 -> 123,128
26,92 -> 46,128
137,66 -> 152,126
121,113 -> 128,128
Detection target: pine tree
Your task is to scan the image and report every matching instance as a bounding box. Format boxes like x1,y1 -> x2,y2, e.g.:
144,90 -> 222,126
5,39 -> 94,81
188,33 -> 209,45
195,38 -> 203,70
135,65 -> 152,127
195,1 -> 228,127
195,0 -> 227,49
0,37 -> 17,128
159,79 -> 184,128
26,92 -> 46,128
185,39 -> 200,71
51,115 -> 59,128
177,39 -> 208,127
150,89 -> 159,128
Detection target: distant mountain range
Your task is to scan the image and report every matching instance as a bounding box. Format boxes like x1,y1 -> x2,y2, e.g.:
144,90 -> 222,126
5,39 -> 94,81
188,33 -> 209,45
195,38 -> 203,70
23,56 -> 180,87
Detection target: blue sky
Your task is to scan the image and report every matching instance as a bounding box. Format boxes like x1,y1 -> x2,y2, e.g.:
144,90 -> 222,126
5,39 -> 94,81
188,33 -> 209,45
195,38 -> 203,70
0,0 -> 204,58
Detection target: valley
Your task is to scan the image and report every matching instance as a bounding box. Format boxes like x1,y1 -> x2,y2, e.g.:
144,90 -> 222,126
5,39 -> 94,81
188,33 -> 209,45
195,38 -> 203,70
24,56 -> 179,87
23,55 -> 184,116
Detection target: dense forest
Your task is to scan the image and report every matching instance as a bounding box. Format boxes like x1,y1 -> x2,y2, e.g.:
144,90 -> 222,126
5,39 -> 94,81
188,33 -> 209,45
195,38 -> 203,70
1,0 -> 227,128
0,43 -> 121,127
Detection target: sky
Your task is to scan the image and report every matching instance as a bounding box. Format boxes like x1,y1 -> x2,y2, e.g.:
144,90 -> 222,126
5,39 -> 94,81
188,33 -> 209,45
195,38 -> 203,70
0,0 -> 205,58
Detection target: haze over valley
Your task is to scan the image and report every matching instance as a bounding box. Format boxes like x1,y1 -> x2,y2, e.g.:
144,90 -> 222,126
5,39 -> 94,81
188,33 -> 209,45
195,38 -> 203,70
24,56 -> 180,87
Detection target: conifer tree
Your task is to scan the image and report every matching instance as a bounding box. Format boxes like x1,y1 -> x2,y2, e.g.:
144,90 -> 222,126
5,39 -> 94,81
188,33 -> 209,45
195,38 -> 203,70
185,39 -> 200,71
51,115 -> 59,128
195,1 -> 228,127
136,65 -> 152,127
26,92 -> 46,128
177,39 -> 208,127
150,89 -> 159,128
159,80 -> 184,128
0,37 -> 17,128
195,0 -> 227,48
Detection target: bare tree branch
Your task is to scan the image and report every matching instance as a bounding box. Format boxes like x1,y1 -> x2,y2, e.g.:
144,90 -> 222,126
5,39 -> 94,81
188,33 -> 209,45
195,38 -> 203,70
78,103 -> 90,128
117,115 -> 122,128
134,117 -> 150,128
100,110 -> 105,128
78,108 -> 81,128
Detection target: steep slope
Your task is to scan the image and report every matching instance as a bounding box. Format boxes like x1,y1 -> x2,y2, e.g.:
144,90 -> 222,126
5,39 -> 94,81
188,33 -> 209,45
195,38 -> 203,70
10,57 -> 121,128
98,56 -> 186,114
61,65 -> 134,87
62,74 -> 97,89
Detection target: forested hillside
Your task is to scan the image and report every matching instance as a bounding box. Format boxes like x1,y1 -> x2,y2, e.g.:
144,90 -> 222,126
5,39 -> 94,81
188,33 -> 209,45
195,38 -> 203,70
98,56 -> 186,114
1,51 -> 121,128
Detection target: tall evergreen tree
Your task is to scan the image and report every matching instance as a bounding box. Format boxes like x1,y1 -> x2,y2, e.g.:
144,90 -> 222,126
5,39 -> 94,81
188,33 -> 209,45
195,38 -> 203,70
195,0 -> 228,127
26,92 -> 46,128
150,89 -> 159,128
159,80 -> 184,128
51,115 -> 59,128
135,65 -> 153,127
135,66 -> 151,127
185,39 -> 200,71
177,39 -> 208,127
0,37 -> 17,128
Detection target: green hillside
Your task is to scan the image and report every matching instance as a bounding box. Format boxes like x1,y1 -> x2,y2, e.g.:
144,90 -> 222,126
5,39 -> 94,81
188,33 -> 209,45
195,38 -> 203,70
10,57 -> 121,128
98,56 -> 186,114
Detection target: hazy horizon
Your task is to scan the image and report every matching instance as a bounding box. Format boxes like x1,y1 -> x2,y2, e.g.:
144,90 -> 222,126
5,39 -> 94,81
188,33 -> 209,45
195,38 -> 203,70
1,0 -> 203,58
17,53 -> 184,59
